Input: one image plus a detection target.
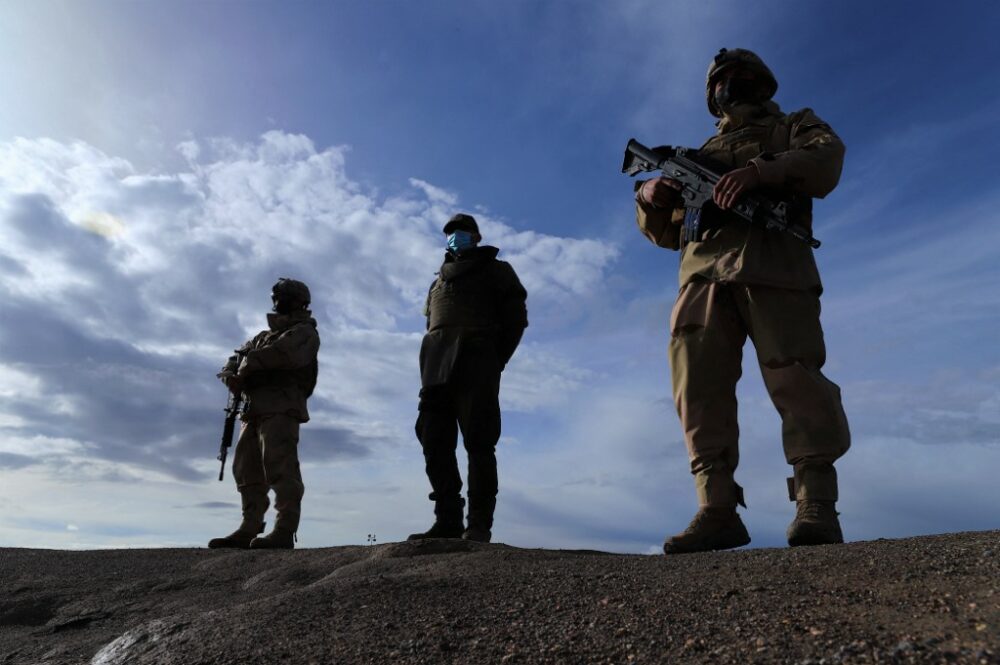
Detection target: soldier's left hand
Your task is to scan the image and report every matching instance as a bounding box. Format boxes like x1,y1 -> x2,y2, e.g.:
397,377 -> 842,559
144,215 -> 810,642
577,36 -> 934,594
713,166 -> 760,210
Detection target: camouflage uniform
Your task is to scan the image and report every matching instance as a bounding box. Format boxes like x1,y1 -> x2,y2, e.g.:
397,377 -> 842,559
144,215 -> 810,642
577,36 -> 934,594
212,288 -> 319,549
412,215 -> 528,541
635,49 -> 850,550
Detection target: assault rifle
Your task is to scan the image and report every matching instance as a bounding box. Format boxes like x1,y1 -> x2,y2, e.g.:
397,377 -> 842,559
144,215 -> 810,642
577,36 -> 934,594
217,351 -> 247,482
622,138 -> 821,249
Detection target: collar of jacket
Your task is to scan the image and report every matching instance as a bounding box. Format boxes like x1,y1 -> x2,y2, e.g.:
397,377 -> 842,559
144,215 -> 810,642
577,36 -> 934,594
266,309 -> 316,332
439,245 -> 499,281
715,100 -> 782,133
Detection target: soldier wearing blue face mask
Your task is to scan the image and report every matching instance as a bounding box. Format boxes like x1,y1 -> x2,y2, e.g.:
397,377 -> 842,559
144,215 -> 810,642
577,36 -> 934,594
446,229 -> 477,254
409,213 -> 528,543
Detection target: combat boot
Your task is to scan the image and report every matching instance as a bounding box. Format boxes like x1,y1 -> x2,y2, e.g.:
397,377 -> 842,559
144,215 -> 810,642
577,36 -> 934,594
462,526 -> 491,542
663,507 -> 751,554
786,465 -> 843,546
208,522 -> 264,549
250,526 -> 295,549
787,500 -> 843,546
463,495 -> 495,543
408,496 -> 465,540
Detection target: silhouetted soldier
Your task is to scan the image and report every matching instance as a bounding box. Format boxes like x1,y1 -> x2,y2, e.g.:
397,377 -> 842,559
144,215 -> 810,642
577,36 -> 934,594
634,49 -> 850,553
210,278 -> 319,550
409,214 -> 527,543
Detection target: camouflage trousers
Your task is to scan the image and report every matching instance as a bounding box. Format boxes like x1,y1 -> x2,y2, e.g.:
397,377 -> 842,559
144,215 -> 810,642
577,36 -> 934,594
669,280 -> 850,507
232,413 -> 305,533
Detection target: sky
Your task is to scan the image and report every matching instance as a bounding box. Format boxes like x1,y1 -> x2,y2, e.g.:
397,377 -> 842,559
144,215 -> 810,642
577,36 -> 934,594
0,1 -> 998,553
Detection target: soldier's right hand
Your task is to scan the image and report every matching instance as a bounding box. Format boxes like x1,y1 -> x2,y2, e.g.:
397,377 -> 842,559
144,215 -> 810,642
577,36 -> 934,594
638,177 -> 683,209
225,376 -> 243,395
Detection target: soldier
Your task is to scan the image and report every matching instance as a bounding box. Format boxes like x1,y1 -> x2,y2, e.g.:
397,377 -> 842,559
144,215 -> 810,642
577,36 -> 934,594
209,278 -> 320,550
634,49 -> 851,553
409,213 -> 528,543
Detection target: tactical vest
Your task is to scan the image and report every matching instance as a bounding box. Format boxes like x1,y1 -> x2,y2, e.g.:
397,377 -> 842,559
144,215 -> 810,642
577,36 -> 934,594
426,263 -> 500,333
698,112 -> 812,230
634,99 -> 843,295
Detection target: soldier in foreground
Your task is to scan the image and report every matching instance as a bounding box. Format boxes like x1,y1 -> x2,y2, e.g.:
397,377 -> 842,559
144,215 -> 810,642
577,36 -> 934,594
409,213 -> 528,543
634,49 -> 851,553
209,278 -> 320,550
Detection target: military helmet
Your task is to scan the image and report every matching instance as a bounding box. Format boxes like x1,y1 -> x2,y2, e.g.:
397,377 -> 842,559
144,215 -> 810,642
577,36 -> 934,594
706,48 -> 778,117
271,277 -> 311,312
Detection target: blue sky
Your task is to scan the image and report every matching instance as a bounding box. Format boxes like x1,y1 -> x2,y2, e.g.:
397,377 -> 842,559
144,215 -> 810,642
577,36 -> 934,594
0,1 -> 997,552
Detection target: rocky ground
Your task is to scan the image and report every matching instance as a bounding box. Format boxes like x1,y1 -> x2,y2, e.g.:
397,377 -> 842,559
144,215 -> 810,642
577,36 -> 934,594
1,531 -> 997,664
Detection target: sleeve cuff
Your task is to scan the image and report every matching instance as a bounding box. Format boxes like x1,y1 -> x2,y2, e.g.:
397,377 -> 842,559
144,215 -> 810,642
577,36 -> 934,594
749,155 -> 785,187
634,180 -> 651,206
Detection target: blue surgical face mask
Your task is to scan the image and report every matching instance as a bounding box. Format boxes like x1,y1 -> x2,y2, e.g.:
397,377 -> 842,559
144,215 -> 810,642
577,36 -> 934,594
447,230 -> 476,254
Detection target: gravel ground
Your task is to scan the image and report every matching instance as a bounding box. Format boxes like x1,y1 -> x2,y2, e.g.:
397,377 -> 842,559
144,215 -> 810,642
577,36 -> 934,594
1,531 -> 997,664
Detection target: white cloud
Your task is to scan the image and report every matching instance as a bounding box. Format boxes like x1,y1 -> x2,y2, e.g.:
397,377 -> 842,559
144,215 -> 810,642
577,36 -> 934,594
0,365 -> 43,399
500,344 -> 595,412
843,373 -> 1000,448
176,140 -> 200,163
2,123 -> 998,552
0,131 -> 619,546
0,434 -> 86,457
0,130 -> 619,341
409,178 -> 457,207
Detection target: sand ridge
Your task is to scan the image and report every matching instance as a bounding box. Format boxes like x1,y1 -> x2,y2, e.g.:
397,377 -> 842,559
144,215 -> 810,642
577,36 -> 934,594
1,532 -> 998,664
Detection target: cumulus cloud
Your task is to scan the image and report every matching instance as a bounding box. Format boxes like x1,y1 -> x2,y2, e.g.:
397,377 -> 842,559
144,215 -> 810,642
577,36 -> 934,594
844,374 -> 1000,448
3,125 -> 996,552
193,501 -> 238,510
0,131 -> 618,491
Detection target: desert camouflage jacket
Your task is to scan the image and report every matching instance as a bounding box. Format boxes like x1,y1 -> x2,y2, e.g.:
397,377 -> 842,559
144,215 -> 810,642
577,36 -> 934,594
220,310 -> 320,422
635,101 -> 845,293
